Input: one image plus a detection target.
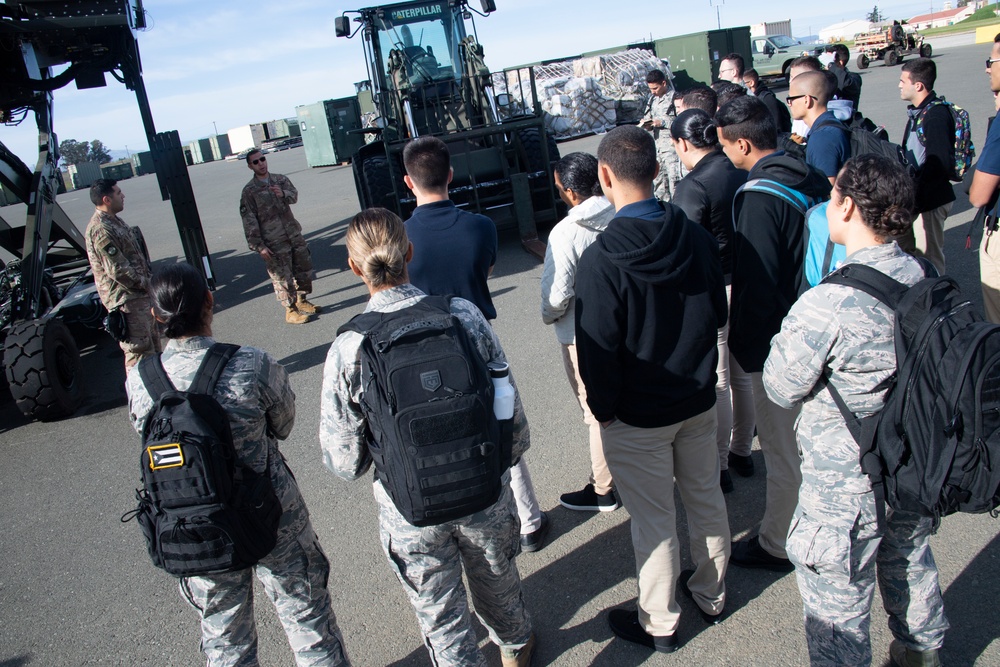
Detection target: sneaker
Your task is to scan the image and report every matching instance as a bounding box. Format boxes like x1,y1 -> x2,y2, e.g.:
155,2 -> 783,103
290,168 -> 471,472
559,484 -> 620,512
720,470 -> 734,494
889,640 -> 942,667
520,512 -> 550,553
607,608 -> 679,653
728,452 -> 755,477
730,535 -> 794,572
677,570 -> 726,625
500,633 -> 536,667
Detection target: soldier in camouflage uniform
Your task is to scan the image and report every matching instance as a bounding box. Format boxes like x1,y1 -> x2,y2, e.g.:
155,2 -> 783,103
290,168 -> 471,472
126,263 -> 351,667
638,69 -> 681,202
239,149 -> 318,325
85,179 -> 161,370
319,209 -> 535,667
762,156 -> 947,667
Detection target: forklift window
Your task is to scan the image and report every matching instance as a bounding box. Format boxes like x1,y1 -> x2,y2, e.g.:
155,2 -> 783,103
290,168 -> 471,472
375,10 -> 460,86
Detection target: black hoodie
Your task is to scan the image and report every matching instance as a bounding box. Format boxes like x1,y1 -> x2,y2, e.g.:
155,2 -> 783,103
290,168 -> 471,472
575,201 -> 727,428
729,152 -> 832,373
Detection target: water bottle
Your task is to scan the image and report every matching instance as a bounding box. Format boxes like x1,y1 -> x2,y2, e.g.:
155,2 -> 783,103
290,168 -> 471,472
489,362 -> 514,420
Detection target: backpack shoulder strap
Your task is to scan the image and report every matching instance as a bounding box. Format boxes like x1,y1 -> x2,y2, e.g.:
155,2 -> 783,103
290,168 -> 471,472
738,178 -> 810,216
138,354 -> 175,401
190,343 -> 241,396
820,263 -> 909,310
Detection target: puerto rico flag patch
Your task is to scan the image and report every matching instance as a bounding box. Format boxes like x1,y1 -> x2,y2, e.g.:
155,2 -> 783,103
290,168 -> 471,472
148,443 -> 184,470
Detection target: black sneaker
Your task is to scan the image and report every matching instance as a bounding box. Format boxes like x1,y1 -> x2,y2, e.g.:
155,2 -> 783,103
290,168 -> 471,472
730,535 -> 794,573
720,470 -> 734,494
728,452 -> 755,477
607,608 -> 679,653
559,484 -> 620,512
677,570 -> 726,625
520,512 -> 550,553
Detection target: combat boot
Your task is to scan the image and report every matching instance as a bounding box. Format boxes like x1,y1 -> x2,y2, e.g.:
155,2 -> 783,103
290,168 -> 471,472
889,640 -> 941,667
500,634 -> 535,667
285,306 -> 309,325
296,295 -> 319,314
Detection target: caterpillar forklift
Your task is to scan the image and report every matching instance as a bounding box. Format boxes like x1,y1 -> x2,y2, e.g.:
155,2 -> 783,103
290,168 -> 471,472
0,0 -> 214,421
334,0 -> 560,257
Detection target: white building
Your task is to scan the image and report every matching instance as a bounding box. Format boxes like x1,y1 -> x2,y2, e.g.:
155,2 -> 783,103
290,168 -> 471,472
818,19 -> 872,43
908,5 -> 977,30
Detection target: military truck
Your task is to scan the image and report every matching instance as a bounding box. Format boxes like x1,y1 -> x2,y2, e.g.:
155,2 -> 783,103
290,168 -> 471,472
854,23 -> 930,69
334,0 -> 559,255
1,0 -> 214,421
751,33 -> 811,80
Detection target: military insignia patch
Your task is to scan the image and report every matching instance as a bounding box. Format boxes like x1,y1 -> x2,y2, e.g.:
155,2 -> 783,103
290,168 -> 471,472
148,443 -> 184,470
420,370 -> 442,392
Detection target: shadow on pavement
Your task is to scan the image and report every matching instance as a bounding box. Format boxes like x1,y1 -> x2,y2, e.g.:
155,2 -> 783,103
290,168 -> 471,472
942,529 -> 1000,664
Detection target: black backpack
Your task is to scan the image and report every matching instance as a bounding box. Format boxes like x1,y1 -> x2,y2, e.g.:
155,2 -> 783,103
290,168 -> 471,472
813,115 -> 912,175
122,343 -> 283,576
822,264 -> 1000,526
337,296 -> 512,527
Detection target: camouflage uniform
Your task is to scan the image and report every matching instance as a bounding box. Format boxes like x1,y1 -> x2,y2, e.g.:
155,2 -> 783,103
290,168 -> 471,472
639,91 -> 681,202
319,283 -> 533,667
239,173 -> 314,307
762,243 -> 948,667
84,209 -> 161,369
126,338 -> 350,667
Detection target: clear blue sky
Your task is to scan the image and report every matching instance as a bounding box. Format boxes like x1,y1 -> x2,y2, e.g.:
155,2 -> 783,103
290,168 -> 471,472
2,0 -> 933,166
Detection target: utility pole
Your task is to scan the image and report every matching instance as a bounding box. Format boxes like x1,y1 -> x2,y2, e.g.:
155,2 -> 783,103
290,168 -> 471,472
212,121 -> 218,136
709,0 -> 724,30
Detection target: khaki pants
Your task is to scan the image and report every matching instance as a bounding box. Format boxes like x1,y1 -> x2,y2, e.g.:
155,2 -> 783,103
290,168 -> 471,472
601,409 -> 730,635
898,202 -> 951,275
751,372 -> 802,559
981,223 -> 1000,324
561,344 -> 612,495
716,284 -> 756,467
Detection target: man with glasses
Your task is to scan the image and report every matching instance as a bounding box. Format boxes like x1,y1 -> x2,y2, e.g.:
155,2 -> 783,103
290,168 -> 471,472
787,71 -> 850,184
717,54 -> 745,87
969,35 -> 1000,322
239,148 -> 318,325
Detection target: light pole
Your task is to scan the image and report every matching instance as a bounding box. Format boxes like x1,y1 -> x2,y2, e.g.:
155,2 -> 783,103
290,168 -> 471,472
709,0 -> 724,30
212,121 -> 219,136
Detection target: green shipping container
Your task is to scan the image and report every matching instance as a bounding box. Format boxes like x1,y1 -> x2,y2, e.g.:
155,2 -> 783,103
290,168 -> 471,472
652,27 -> 752,88
296,97 -> 366,168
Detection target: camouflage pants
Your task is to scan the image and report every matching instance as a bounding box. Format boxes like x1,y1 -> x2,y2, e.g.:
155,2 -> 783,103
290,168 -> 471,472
653,141 -> 681,203
373,479 -> 532,667
179,521 -> 350,667
787,499 -> 948,667
120,296 -> 162,370
264,235 -> 314,307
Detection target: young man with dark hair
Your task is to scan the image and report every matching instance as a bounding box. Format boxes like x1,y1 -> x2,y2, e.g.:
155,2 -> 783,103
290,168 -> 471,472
789,70 -> 850,183
239,148 -> 318,325
85,178 -> 161,369
715,96 -> 831,572
744,68 -> 792,133
712,81 -> 746,109
970,33 -> 1000,322
638,69 -> 680,201
676,86 -> 718,115
899,57 -> 955,274
402,135 -> 550,552
575,124 -> 730,653
718,53 -> 745,84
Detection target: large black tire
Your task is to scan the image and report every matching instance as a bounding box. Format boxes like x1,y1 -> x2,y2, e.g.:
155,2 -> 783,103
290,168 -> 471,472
857,54 -> 869,69
920,43 -> 932,58
516,127 -> 560,173
4,318 -> 82,421
885,49 -> 899,67
360,155 -> 399,212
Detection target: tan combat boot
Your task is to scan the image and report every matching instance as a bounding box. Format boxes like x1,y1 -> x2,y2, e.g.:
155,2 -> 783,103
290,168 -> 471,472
296,295 -> 319,314
285,306 -> 309,325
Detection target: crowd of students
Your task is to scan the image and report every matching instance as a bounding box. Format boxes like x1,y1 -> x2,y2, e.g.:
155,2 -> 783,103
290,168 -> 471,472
113,40 -> 1000,667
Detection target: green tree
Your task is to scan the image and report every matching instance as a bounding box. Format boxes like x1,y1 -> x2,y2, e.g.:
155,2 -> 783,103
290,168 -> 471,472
58,138 -> 113,166
867,5 -> 884,22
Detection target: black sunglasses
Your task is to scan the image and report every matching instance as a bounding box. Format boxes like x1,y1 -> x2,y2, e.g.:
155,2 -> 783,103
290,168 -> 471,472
251,156 -> 266,165
785,94 -> 811,104
988,57 -> 1000,68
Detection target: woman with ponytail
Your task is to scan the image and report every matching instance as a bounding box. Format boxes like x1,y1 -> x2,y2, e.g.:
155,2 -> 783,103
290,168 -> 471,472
762,155 -> 946,667
320,208 -> 536,667
670,108 -> 754,493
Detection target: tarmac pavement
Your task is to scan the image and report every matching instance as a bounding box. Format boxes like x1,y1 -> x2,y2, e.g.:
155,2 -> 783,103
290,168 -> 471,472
1,41 -> 999,667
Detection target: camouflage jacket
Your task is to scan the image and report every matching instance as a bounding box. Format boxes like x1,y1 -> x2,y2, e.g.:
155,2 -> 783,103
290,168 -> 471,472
85,210 -> 152,310
319,283 -> 530,484
239,173 -> 303,253
640,91 -> 677,143
126,337 -> 309,538
762,243 -> 924,523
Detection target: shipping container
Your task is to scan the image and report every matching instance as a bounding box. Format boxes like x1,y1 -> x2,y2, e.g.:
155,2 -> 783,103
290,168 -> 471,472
133,151 -> 154,175
188,138 -> 215,164
67,161 -> 103,190
100,159 -> 134,181
296,97 -> 367,168
751,20 -> 793,38
649,28 -> 752,87
209,134 -> 232,160
228,124 -> 267,154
